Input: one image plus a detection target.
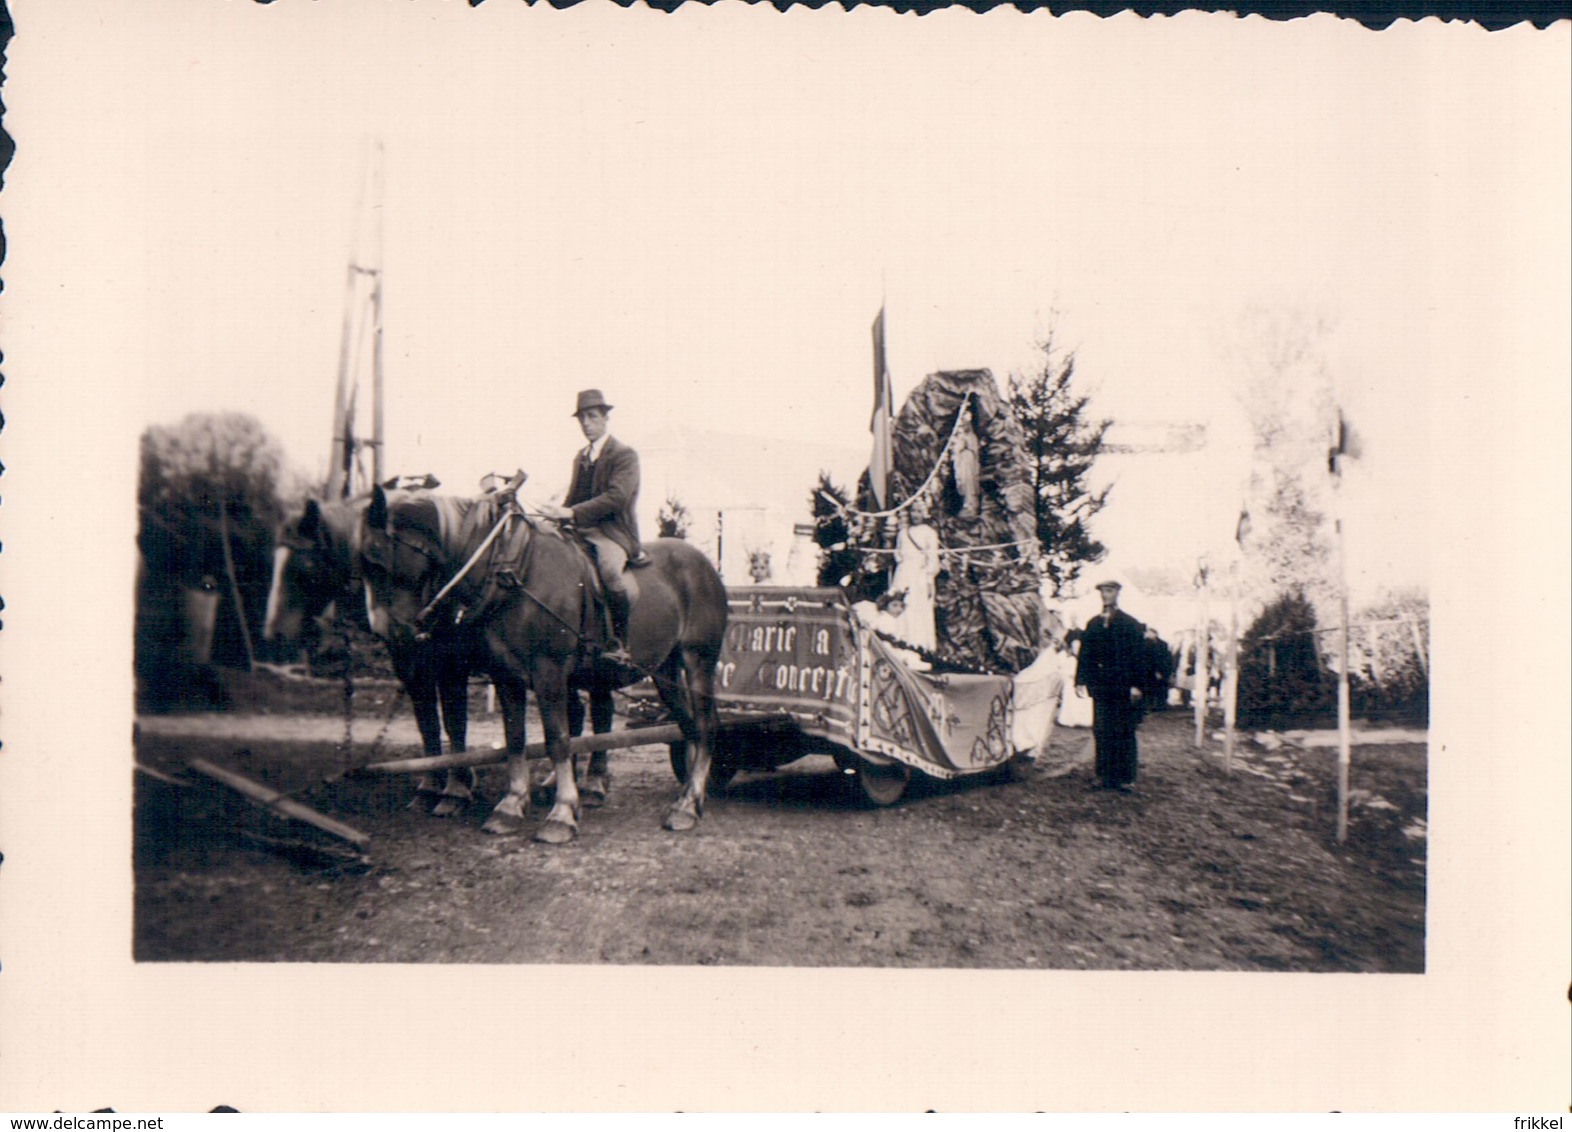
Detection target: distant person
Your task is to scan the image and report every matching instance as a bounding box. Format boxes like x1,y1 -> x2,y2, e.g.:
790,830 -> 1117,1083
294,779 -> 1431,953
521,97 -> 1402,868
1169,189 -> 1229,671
1075,579 -> 1148,792
537,389 -> 648,668
1141,626 -> 1175,713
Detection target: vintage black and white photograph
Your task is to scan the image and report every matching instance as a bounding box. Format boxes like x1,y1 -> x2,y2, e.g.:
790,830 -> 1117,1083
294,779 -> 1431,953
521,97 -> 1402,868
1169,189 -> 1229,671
3,0 -> 1567,1114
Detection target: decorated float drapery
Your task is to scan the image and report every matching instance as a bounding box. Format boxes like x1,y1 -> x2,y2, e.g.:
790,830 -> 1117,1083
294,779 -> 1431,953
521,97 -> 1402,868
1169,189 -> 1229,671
827,369 -> 1047,675
713,588 -> 1015,778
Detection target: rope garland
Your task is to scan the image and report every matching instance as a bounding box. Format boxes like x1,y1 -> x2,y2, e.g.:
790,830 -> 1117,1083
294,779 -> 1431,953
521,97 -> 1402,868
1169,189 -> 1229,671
816,392 -> 974,522
935,539 -> 1036,556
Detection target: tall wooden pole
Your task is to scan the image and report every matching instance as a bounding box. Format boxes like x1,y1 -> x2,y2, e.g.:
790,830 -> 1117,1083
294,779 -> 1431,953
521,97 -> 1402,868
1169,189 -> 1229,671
327,140 -> 384,498
1331,408 -> 1353,845
369,138 -> 386,488
1334,510 -> 1352,844
326,263 -> 359,499
371,270 -> 385,487
218,499 -> 256,672
1223,559 -> 1240,771
1193,561 -> 1210,749
1405,613 -> 1429,678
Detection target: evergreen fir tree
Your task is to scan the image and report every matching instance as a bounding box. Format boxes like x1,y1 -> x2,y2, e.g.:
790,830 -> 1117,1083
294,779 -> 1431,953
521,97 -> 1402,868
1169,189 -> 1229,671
1237,591 -> 1336,729
809,471 -> 863,591
656,493 -> 691,540
1005,335 -> 1113,597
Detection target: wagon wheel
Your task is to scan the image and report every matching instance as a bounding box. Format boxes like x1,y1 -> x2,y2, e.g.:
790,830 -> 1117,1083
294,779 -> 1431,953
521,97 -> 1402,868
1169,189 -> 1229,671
855,755 -> 911,807
668,741 -> 738,792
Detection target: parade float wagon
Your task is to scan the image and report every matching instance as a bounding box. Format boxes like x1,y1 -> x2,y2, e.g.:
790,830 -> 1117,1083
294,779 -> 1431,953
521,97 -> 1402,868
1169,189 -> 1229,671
663,585 -> 1019,807
657,366 -> 1053,806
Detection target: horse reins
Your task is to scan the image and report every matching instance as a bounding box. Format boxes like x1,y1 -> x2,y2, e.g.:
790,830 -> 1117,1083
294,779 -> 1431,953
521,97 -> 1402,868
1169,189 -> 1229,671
369,497 -> 697,706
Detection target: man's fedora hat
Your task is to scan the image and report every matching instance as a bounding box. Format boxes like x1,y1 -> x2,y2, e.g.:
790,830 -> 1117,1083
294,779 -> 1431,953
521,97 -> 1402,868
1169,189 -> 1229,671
1094,579 -> 1122,592
572,389 -> 614,417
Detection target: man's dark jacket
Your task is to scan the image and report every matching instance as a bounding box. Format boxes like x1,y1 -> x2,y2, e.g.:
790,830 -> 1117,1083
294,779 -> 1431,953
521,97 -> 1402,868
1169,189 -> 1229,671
564,436 -> 643,557
1075,608 -> 1148,697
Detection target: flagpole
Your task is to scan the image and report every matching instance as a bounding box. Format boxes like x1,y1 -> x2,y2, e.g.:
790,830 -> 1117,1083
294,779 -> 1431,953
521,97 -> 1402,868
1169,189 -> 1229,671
369,138 -> 386,488
1227,500 -> 1250,772
1331,407 -> 1353,844
1224,559 -> 1239,772
1193,558 -> 1210,750
870,307 -> 894,510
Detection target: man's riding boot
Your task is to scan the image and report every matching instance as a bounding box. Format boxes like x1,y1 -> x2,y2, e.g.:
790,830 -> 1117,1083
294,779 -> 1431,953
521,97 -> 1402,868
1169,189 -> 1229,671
602,588 -> 635,667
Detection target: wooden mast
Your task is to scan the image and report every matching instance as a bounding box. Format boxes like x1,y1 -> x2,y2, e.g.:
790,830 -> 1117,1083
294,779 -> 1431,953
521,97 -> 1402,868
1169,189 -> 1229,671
326,139 -> 385,498
369,138 -> 386,488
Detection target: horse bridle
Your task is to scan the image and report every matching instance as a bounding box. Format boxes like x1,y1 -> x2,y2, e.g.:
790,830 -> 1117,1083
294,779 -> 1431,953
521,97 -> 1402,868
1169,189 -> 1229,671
361,515 -> 449,635
277,523 -> 355,620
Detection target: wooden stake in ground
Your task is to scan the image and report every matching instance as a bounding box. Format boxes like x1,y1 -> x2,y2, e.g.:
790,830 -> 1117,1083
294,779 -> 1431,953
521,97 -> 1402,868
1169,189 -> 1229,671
1193,559 -> 1210,749
1223,559 -> 1240,772
187,756 -> 370,850
218,499 -> 256,672
1329,406 -> 1358,845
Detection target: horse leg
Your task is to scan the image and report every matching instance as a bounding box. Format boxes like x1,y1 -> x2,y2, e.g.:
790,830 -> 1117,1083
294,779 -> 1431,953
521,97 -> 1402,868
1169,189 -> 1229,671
531,687 -> 581,808
481,676 -> 533,836
431,658 -> 475,818
581,685 -> 615,809
532,660 -> 580,845
659,648 -> 718,832
397,651 -> 446,813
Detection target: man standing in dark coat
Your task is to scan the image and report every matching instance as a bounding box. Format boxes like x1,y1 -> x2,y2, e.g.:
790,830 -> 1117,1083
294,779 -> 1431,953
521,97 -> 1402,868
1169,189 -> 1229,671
1075,579 -> 1148,792
538,389 -> 646,667
1141,626 -> 1175,712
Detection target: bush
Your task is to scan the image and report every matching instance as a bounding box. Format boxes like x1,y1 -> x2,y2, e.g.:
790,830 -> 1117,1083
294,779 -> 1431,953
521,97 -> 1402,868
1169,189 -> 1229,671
137,412 -> 302,681
1347,590 -> 1430,725
1237,591 -> 1336,729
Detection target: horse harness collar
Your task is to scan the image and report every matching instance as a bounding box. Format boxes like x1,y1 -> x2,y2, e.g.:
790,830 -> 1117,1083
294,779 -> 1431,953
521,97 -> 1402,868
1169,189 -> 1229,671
367,499 -> 586,644
369,497 -> 673,687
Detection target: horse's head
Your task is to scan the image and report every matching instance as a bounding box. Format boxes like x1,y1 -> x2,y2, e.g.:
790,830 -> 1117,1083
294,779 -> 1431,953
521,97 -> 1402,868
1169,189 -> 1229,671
360,485 -> 449,641
264,498 -> 362,642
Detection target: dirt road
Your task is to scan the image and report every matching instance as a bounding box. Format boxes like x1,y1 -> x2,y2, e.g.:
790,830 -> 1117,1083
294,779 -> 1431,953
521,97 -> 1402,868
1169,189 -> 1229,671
134,698 -> 1426,970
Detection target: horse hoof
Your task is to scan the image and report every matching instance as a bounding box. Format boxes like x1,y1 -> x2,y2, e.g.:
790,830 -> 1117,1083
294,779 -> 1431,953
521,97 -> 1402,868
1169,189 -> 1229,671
407,793 -> 438,815
663,807 -> 699,833
582,775 -> 610,808
534,819 -> 578,845
431,796 -> 468,818
481,811 -> 526,837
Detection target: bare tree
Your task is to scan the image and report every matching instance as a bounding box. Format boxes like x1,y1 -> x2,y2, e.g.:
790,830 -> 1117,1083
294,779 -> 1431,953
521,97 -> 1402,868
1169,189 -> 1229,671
1228,307 -> 1340,621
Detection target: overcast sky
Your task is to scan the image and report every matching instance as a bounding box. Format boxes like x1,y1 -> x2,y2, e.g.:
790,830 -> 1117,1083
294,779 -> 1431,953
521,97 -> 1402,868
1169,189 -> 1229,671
10,4 -> 1569,605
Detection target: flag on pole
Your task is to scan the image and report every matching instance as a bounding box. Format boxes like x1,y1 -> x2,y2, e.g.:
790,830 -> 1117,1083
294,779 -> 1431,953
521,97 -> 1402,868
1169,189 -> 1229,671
1328,408 -> 1362,477
870,307 -> 895,509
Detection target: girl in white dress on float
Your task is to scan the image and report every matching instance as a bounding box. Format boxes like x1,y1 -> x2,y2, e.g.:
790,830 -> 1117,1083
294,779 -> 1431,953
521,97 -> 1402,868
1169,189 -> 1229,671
889,500 -> 940,654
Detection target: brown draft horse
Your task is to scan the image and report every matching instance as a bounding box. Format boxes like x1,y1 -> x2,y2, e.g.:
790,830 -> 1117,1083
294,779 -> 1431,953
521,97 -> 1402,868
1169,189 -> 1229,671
262,491 -> 483,815
359,484 -> 728,843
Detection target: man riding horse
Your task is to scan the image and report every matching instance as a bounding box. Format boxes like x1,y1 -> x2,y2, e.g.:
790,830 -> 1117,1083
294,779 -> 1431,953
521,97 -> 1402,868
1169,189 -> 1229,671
536,389 -> 649,669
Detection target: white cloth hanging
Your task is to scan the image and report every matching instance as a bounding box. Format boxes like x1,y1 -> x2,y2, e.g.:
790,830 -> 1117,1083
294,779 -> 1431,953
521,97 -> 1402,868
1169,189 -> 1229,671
1057,644 -> 1095,727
